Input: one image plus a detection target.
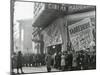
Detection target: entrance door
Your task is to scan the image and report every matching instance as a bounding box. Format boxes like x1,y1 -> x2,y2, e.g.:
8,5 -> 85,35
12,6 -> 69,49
47,44 -> 62,55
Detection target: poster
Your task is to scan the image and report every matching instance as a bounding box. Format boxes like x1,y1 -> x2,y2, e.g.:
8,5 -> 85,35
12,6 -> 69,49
42,20 -> 62,46
68,18 -> 93,51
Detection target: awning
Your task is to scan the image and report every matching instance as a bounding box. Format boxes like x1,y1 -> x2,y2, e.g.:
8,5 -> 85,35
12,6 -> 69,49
32,3 -> 95,28
32,3 -> 68,28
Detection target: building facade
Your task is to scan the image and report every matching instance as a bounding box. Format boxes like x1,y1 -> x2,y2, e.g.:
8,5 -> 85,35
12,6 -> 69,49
13,21 -> 21,53
17,19 -> 33,54
32,2 -> 96,54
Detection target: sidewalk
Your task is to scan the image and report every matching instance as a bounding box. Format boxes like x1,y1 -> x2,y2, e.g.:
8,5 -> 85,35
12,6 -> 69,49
13,66 -> 60,74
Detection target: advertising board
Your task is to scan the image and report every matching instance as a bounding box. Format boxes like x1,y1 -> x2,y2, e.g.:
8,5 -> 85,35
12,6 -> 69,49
41,20 -> 62,46
68,18 -> 93,51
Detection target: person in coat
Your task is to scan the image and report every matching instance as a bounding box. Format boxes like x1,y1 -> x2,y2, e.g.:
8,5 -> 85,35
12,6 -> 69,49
17,51 -> 24,74
61,52 -> 66,71
45,52 -> 52,72
55,52 -> 61,69
67,51 -> 73,70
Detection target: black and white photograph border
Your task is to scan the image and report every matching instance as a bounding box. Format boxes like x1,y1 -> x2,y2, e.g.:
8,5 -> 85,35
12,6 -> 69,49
10,0 -> 96,75
1,0 -> 100,75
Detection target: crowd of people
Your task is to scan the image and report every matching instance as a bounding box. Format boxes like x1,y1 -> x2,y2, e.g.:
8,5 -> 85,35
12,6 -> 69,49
49,48 -> 96,71
12,51 -> 46,74
12,47 -> 96,73
22,54 -> 46,67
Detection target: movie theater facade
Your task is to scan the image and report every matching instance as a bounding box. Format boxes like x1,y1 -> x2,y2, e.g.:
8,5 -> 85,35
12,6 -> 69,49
32,2 -> 96,54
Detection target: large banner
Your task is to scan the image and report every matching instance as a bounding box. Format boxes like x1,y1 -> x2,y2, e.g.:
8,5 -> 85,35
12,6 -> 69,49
41,20 -> 62,46
68,18 -> 93,51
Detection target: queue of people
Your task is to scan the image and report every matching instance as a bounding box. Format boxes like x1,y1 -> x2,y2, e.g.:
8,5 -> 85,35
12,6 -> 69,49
12,47 -> 96,73
12,51 -> 46,74
50,48 -> 96,71
22,54 -> 46,67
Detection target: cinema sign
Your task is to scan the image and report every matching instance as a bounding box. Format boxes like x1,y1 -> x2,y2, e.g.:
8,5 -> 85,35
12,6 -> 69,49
68,18 -> 93,51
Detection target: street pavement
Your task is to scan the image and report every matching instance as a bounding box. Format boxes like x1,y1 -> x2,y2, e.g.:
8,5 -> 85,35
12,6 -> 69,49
13,66 -> 60,74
